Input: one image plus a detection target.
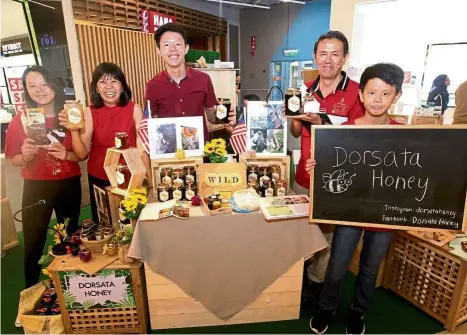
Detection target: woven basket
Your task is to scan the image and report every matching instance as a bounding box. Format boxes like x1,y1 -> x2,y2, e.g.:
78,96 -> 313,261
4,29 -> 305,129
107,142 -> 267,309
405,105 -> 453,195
82,234 -> 114,253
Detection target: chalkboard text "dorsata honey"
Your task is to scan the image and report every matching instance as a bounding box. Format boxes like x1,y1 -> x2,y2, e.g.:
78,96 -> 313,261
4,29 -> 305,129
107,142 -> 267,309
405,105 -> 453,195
333,147 -> 428,201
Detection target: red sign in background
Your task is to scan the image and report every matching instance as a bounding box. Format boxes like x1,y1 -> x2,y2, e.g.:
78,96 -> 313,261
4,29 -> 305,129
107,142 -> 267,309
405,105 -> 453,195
141,9 -> 177,34
7,78 -> 26,114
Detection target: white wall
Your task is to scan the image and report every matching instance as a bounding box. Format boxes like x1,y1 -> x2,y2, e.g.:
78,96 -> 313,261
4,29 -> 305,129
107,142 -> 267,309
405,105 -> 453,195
1,0 -> 29,39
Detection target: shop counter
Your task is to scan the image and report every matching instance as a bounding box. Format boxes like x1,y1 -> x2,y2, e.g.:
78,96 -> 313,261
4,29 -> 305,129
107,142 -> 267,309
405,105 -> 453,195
129,209 -> 328,329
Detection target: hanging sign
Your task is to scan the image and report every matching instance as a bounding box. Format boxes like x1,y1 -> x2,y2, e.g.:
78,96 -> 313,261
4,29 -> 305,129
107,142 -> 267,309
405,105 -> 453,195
142,9 -> 177,33
1,36 -> 32,56
59,269 -> 136,310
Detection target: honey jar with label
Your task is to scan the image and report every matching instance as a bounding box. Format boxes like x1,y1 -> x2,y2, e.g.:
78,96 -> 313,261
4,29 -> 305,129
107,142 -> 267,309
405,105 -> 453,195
216,98 -> 231,124
276,179 -> 287,197
248,180 -> 260,195
264,180 -> 274,197
270,165 -> 281,183
115,132 -> 129,149
185,183 -> 196,200
247,164 -> 259,183
116,157 -> 131,190
184,166 -> 196,184
160,168 -> 173,187
173,185 -> 183,201
157,185 -> 170,202
285,88 -> 302,116
173,169 -> 185,188
64,100 -> 85,130
259,166 -> 271,187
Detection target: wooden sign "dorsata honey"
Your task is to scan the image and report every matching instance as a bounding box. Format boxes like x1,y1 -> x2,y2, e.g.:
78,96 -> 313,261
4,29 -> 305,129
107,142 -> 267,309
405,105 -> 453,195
198,163 -> 247,198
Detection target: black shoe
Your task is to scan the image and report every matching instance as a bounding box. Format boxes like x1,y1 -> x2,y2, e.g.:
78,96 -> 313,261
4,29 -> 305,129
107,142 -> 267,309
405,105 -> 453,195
346,309 -> 365,335
310,308 -> 335,334
302,281 -> 324,299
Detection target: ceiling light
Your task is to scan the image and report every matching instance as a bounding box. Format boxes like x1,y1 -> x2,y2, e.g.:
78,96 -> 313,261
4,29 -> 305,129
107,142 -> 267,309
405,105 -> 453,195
280,0 -> 306,4
204,0 -> 270,9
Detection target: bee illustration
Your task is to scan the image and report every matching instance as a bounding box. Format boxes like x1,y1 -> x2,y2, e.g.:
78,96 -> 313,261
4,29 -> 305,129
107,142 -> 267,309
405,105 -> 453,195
323,169 -> 356,194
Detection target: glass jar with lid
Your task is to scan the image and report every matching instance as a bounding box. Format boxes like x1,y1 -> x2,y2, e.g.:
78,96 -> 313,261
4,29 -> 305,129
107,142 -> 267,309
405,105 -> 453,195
184,166 -> 196,184
247,164 -> 259,183
270,165 -> 281,183
264,180 -> 274,197
216,98 -> 231,124
64,100 -> 84,130
259,166 -> 271,187
276,179 -> 287,197
173,169 -> 185,188
157,185 -> 170,202
173,185 -> 183,201
285,88 -> 302,116
185,182 -> 197,200
160,168 -> 173,187
115,131 -> 130,149
116,157 -> 131,190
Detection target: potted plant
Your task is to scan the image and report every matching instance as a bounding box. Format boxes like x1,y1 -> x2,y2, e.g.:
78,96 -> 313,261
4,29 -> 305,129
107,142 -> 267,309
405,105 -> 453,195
105,226 -> 135,263
204,138 -> 228,163
119,188 -> 148,228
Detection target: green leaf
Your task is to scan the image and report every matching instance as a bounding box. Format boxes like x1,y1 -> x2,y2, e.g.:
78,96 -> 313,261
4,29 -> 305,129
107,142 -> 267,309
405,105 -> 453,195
38,254 -> 54,265
99,269 -> 115,278
63,291 -> 77,306
117,298 -> 135,308
82,299 -> 97,310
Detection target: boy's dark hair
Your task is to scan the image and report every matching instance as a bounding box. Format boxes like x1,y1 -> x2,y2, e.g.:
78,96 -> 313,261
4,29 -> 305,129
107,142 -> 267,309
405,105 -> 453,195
244,94 -> 260,101
154,23 -> 188,48
90,62 -> 132,108
359,63 -> 405,93
314,31 -> 349,56
22,65 -> 66,114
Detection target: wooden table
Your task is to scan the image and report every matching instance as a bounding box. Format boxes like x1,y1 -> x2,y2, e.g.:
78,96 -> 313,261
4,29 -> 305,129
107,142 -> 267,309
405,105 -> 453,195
384,231 -> 467,331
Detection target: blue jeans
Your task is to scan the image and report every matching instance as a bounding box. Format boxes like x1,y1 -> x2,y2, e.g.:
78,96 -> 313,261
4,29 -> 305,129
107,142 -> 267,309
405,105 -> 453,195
318,226 -> 393,312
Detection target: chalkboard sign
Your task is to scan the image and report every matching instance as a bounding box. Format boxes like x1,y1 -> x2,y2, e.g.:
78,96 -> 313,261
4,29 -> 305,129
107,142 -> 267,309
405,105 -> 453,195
309,126 -> 467,232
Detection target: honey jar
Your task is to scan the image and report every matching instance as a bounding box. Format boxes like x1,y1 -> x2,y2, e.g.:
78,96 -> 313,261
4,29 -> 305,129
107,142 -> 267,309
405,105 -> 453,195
285,88 -> 302,116
259,166 -> 271,187
207,196 -> 217,210
116,157 -> 131,190
248,180 -> 260,195
184,166 -> 196,184
157,185 -> 170,202
173,185 -> 183,201
64,100 -> 84,130
276,180 -> 287,197
185,183 -> 196,200
173,169 -> 185,188
115,131 -> 129,149
264,180 -> 274,197
247,164 -> 259,183
160,168 -> 173,187
212,200 -> 222,210
270,165 -> 281,182
216,98 -> 231,124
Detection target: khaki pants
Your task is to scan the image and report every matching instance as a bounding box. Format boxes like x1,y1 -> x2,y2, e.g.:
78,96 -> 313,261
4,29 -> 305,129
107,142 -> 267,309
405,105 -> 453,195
293,182 -> 334,283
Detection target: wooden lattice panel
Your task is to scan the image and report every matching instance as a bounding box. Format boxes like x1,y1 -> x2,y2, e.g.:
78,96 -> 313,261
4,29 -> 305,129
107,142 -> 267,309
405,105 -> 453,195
385,232 -> 467,331
69,307 -> 140,332
71,0 -> 227,35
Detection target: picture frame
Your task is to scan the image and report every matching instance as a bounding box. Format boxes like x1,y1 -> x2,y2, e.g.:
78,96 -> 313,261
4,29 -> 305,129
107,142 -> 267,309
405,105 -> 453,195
246,101 -> 287,156
148,116 -> 204,159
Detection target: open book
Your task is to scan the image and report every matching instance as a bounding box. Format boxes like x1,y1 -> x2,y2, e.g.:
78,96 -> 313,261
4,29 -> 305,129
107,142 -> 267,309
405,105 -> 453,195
138,200 -> 205,221
259,195 -> 310,221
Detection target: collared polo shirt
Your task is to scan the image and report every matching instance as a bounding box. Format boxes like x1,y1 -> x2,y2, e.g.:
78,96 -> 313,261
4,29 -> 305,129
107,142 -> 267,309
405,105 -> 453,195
295,71 -> 364,190
145,66 -> 218,141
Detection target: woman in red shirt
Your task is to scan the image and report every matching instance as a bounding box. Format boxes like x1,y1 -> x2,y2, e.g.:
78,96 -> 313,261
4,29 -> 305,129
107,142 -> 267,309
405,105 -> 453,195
5,65 -> 82,288
60,63 -> 143,224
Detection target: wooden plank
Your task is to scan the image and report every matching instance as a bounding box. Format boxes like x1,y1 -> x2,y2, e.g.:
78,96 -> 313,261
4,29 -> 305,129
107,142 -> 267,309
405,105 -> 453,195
131,266 -> 148,333
149,291 -> 301,316
150,306 -> 299,329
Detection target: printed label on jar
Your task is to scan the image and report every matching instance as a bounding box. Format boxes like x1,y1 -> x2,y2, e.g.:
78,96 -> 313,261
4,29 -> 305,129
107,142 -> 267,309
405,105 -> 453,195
185,189 -> 195,200
265,188 -> 274,197
116,171 -> 125,185
260,175 -> 270,187
68,107 -> 82,124
185,174 -> 195,183
216,105 -> 227,119
174,178 -> 184,187
277,187 -> 286,197
248,173 -> 258,182
272,172 -> 280,181
160,191 -> 169,202
162,176 -> 172,186
288,96 -> 300,113
115,137 -> 122,149
173,190 -> 182,200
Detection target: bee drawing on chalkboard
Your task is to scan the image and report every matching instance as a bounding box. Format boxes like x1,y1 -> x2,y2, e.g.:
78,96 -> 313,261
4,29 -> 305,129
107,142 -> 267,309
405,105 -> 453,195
323,169 -> 356,194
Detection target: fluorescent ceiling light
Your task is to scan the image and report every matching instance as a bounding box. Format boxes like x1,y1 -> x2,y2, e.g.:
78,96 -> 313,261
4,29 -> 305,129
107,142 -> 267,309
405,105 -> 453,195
280,0 -> 306,4
205,0 -> 270,9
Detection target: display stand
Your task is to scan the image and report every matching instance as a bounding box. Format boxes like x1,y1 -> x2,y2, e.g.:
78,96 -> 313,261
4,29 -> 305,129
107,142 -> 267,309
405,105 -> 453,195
48,255 -> 148,334
412,114 -> 443,125
146,259 -> 303,329
384,231 -> 467,331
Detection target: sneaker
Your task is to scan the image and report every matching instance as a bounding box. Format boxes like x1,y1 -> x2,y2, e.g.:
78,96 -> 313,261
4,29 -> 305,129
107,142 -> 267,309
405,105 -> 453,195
302,281 -> 324,299
346,309 -> 365,335
310,308 -> 335,334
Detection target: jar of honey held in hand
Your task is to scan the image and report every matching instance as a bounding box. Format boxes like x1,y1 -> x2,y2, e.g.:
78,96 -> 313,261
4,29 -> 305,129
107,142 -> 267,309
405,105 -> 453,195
115,132 -> 129,149
64,100 -> 85,130
285,88 -> 302,116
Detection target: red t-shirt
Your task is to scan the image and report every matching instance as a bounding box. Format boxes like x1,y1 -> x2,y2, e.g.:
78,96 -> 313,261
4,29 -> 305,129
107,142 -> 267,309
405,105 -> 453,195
145,66 -> 218,141
4,113 -> 81,180
343,118 -> 401,232
295,72 -> 365,189
87,101 -> 137,180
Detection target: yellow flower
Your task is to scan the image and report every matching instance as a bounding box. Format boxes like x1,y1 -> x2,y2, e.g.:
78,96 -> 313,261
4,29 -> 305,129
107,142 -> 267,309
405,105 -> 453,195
176,149 -> 186,159
124,200 -> 138,211
42,268 -> 52,278
212,138 -> 226,148
133,194 -> 147,205
54,234 -> 62,245
204,142 -> 215,154
102,244 -> 109,255
54,223 -> 65,232
215,147 -> 227,157
132,188 -> 148,196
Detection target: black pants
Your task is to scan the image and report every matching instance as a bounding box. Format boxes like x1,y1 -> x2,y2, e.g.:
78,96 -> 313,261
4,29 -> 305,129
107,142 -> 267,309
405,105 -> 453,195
23,176 -> 81,288
88,174 -> 111,224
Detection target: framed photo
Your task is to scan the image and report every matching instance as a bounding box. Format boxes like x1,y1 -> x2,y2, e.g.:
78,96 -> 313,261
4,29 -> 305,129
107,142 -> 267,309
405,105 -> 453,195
246,101 -> 287,156
148,116 -> 204,159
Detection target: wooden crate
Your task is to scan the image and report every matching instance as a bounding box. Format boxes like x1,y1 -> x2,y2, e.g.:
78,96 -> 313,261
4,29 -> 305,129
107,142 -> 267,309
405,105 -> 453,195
150,157 -> 203,198
145,259 -> 303,329
412,115 -> 444,125
49,258 -> 148,334
104,148 -> 146,196
238,153 -> 291,193
384,231 -> 467,331
106,186 -> 125,228
348,235 -> 386,288
1,198 -> 19,252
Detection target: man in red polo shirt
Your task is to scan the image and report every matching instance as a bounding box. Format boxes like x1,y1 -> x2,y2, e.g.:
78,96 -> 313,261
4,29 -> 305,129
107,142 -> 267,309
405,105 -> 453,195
290,31 -> 364,298
145,23 -> 235,142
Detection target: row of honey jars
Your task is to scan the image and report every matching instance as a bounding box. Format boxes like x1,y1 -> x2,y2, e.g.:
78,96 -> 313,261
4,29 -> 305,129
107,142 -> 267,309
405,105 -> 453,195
249,179 -> 287,197
160,166 -> 197,187
157,182 -> 197,202
247,164 -> 282,186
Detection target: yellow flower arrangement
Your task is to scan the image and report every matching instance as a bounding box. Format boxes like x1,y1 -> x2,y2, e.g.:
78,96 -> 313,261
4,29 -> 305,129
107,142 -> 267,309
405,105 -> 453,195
42,268 -> 52,279
50,223 -> 67,245
176,148 -> 186,159
204,138 -> 228,163
120,187 -> 148,220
